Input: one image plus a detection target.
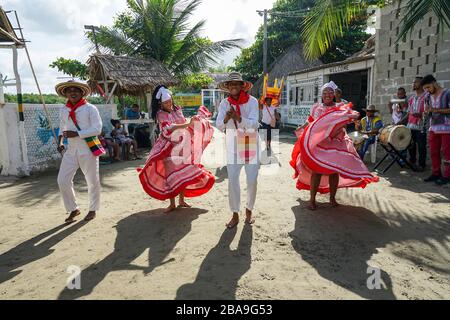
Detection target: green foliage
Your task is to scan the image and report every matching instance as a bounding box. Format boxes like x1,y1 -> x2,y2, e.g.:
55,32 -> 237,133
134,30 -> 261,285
175,73 -> 214,92
86,0 -> 242,76
302,0 -> 449,60
397,0 -> 450,43
4,93 -> 104,105
319,15 -> 371,63
49,57 -> 88,80
231,0 -> 369,82
208,61 -> 230,73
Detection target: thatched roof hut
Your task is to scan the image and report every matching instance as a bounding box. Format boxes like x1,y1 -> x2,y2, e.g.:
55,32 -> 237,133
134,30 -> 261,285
87,54 -> 179,99
251,43 -> 322,97
0,7 -> 23,45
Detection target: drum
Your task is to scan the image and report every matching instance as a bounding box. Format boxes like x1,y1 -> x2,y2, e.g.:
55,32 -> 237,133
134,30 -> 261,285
348,131 -> 368,149
379,125 -> 412,150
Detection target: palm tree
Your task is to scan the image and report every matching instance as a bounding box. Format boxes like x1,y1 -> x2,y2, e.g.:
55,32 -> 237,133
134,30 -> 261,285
302,0 -> 450,60
88,0 -> 242,75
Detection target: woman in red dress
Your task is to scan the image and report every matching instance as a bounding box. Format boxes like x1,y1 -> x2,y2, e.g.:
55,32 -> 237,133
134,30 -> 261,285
290,81 -> 378,210
138,85 -> 215,213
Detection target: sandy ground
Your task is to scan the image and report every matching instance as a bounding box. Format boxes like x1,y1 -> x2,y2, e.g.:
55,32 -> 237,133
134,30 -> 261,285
0,128 -> 449,300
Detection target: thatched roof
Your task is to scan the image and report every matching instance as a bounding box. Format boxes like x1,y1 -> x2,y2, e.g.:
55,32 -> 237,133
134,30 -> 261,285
87,54 -> 179,96
0,7 -> 23,45
251,43 -> 322,97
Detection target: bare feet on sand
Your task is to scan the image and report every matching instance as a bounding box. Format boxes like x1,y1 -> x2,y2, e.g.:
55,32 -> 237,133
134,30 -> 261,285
245,208 -> 255,225
226,213 -> 239,229
307,201 -> 317,211
164,204 -> 177,214
178,201 -> 192,208
330,198 -> 339,207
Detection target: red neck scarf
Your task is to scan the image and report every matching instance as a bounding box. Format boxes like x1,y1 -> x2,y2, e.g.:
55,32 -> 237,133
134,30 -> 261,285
66,99 -> 87,126
227,90 -> 250,116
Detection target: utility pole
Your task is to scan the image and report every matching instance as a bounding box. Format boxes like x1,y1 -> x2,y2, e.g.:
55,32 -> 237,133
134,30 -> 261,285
84,25 -> 100,53
257,9 -> 269,75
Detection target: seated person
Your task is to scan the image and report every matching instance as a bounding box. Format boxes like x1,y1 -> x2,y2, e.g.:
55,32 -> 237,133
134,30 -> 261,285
99,129 -> 120,161
355,105 -> 383,161
125,104 -> 151,148
110,119 -> 141,160
124,104 -> 141,133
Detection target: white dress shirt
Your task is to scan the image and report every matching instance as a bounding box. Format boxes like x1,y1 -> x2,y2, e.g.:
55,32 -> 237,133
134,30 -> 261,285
59,102 -> 103,155
261,105 -> 276,126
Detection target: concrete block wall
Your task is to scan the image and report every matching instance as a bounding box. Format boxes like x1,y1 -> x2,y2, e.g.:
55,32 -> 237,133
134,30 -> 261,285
373,1 -> 450,124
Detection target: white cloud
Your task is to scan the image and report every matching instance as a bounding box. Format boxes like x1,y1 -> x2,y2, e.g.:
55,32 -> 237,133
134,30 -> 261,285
0,0 -> 275,94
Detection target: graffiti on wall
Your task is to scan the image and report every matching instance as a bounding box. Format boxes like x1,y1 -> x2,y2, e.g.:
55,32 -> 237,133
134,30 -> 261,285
22,104 -> 116,172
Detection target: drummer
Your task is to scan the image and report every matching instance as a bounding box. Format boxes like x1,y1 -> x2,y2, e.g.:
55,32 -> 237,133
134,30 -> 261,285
355,105 -> 383,160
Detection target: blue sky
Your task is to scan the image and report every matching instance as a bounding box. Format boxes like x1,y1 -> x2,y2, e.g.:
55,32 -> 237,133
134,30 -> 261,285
0,0 -> 275,94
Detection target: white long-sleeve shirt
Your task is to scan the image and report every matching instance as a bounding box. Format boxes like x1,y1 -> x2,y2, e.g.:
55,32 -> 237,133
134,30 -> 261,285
216,96 -> 260,155
216,96 -> 260,131
59,102 -> 103,155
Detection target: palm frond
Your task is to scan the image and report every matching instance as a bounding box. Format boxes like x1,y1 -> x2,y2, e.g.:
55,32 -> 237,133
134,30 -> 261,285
172,39 -> 242,75
302,0 -> 367,61
397,0 -> 450,42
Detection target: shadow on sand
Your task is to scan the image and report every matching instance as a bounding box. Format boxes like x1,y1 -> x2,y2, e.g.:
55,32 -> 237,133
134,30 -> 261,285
58,208 -> 207,300
176,225 -> 253,300
290,200 -> 449,300
0,221 -> 88,284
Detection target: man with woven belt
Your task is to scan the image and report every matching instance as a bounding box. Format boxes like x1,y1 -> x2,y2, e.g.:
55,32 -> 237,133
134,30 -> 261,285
216,72 -> 260,229
56,80 -> 103,223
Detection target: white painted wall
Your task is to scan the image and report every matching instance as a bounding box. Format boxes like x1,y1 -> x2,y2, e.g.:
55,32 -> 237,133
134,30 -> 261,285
0,103 -> 117,176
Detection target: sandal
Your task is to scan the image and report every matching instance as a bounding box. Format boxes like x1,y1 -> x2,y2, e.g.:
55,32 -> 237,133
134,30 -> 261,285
65,210 -> 81,223
84,211 -> 96,221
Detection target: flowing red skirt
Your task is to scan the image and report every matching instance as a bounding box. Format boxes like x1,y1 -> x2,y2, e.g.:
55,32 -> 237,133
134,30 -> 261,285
138,110 -> 215,201
290,105 -> 379,194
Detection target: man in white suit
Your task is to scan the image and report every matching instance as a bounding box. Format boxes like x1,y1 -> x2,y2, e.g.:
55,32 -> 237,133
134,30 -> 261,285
216,72 -> 260,229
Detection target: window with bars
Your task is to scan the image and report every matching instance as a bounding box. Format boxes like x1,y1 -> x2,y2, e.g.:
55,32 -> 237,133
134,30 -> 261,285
281,85 -> 287,105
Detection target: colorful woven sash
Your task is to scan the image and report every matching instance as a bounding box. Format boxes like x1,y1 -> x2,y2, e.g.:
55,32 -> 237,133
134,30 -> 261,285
237,129 -> 258,164
68,109 -> 106,157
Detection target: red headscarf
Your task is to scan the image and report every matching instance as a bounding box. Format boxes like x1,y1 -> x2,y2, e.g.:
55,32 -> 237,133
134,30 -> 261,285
66,99 -> 87,126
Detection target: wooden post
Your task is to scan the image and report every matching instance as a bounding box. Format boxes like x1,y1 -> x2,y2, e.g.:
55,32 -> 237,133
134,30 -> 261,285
12,45 -> 29,175
106,82 -> 118,104
0,73 -> 4,105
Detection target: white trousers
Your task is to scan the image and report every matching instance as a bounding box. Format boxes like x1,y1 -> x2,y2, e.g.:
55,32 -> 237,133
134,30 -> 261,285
226,163 -> 259,213
57,151 -> 101,213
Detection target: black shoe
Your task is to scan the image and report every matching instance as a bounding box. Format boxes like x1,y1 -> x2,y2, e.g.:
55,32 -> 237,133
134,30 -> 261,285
424,175 -> 441,182
435,177 -> 449,186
